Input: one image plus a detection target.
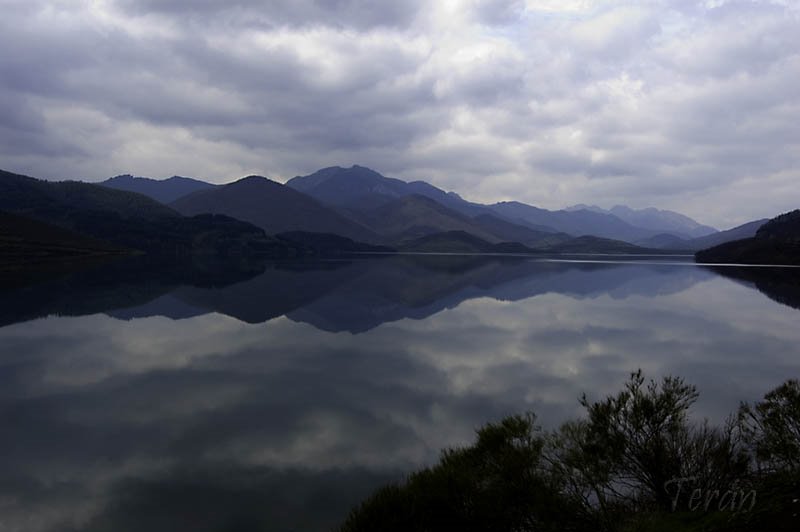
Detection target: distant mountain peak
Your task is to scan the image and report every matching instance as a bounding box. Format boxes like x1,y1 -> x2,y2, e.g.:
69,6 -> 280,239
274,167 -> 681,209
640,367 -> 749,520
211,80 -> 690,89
610,204 -> 635,213
563,203 -> 717,238
107,173 -> 136,181
99,173 -> 216,204
565,204 -> 606,214
609,205 -> 717,237
236,174 -> 271,182
107,174 -> 203,185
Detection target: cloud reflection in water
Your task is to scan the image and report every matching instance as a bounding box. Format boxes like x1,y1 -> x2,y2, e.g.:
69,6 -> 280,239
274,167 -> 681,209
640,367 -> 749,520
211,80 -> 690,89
0,256 -> 798,531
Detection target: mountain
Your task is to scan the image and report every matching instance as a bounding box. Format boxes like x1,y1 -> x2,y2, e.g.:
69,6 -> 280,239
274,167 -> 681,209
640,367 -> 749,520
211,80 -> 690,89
100,174 -> 216,204
399,231 -> 535,254
487,201 -> 660,242
470,214 -> 572,248
635,219 -> 768,251
544,235 -> 660,254
287,166 -> 645,246
696,237 -> 799,266
0,169 -> 177,221
343,192 -> 569,248
342,194 -> 507,243
397,230 -> 659,255
695,210 -> 800,265
287,165 -> 720,244
609,205 -> 717,238
275,232 -> 394,255
758,210 -> 800,241
286,165 -> 408,207
634,233 -> 691,250
565,204 -> 607,214
0,210 -> 126,261
0,169 -> 305,258
171,175 -> 381,243
686,219 -> 768,251
286,165 -> 487,217
568,204 -> 717,238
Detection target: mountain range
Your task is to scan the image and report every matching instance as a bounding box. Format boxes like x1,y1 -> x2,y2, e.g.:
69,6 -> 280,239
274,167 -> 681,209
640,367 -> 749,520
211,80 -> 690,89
99,165 -> 731,246
567,204 -> 717,238
287,166 -> 699,242
0,164 -> 788,263
0,169 -> 308,259
169,167 -> 710,252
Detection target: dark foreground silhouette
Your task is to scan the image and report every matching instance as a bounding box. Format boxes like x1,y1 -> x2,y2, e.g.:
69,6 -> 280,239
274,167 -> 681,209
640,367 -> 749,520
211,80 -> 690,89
696,210 -> 800,265
338,372 -> 800,532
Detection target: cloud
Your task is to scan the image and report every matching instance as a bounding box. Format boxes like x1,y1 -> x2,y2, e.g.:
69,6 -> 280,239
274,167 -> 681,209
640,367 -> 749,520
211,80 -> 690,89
568,5 -> 661,59
0,0 -> 798,227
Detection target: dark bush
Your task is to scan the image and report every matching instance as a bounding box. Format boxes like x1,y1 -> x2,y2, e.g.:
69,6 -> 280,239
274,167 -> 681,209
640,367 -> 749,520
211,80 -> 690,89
339,373 -> 800,532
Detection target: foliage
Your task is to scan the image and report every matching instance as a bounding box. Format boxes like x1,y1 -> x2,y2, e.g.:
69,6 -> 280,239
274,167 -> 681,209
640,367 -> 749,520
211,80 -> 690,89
338,413 -> 588,532
550,371 -> 749,517
739,379 -> 800,472
756,210 -> 800,242
339,373 -> 800,532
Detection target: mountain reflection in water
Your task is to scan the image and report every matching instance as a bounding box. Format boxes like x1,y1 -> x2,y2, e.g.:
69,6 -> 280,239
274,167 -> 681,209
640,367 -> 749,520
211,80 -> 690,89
1,255 -> 728,331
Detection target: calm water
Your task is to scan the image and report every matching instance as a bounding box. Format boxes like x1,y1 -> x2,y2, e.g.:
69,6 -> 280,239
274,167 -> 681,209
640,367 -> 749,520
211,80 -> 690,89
0,255 -> 798,531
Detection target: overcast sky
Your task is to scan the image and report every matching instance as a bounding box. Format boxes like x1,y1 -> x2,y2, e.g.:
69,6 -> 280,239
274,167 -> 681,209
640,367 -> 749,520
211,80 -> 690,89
1,0 -> 798,227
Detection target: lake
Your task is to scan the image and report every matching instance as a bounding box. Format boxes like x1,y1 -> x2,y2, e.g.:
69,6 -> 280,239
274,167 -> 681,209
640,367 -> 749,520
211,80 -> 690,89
0,255 -> 798,531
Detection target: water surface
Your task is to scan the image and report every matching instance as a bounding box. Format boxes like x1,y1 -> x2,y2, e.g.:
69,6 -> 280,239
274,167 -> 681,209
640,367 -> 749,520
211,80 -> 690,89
0,255 -> 798,531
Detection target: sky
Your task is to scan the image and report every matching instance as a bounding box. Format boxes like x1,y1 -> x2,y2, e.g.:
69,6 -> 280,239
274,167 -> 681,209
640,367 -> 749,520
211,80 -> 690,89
1,0 -> 798,228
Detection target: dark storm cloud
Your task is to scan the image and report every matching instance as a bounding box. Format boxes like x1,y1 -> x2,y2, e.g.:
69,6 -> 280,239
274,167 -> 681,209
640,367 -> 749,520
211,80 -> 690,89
0,1 -> 442,174
472,0 -> 525,25
0,98 -> 85,159
114,0 -> 425,30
